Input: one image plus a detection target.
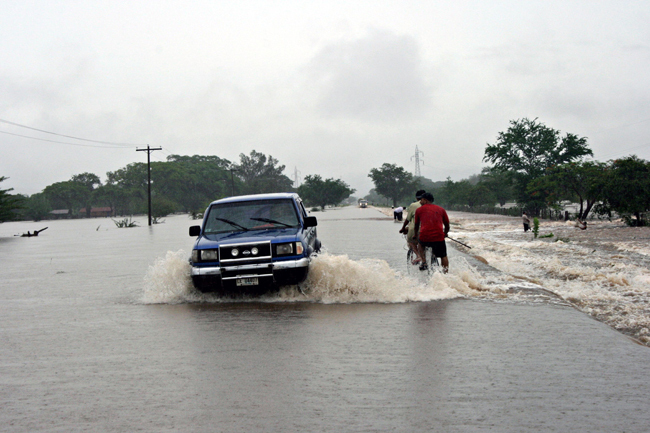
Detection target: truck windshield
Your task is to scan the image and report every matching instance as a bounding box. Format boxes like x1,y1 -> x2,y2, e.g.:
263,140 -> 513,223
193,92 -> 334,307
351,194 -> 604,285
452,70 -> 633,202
204,199 -> 301,234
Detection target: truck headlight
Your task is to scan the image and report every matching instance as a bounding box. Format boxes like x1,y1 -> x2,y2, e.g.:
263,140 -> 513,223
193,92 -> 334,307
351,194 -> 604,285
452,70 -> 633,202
275,243 -> 293,255
200,249 -> 218,261
275,242 -> 303,255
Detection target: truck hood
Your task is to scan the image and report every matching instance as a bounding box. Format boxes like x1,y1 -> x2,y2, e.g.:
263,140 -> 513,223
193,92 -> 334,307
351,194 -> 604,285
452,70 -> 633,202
194,227 -> 302,249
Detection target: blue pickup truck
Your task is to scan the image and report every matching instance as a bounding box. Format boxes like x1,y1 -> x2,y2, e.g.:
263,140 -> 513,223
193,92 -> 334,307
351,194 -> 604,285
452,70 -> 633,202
189,193 -> 321,294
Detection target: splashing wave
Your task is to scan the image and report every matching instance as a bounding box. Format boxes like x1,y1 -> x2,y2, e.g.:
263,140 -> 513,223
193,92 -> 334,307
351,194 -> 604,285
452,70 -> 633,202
141,251 -> 482,304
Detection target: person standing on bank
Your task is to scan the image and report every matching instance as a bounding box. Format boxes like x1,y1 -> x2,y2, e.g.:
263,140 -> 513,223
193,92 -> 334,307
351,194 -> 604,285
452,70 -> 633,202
413,192 -> 450,273
522,212 -> 531,232
399,189 -> 426,263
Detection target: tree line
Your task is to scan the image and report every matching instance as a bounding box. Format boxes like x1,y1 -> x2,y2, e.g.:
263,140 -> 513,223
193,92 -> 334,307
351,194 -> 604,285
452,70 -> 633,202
365,118 -> 650,226
0,150 -> 355,222
3,118 -> 649,226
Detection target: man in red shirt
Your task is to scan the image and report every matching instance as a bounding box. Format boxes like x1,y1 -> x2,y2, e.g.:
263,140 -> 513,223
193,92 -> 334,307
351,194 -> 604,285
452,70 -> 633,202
413,192 -> 450,272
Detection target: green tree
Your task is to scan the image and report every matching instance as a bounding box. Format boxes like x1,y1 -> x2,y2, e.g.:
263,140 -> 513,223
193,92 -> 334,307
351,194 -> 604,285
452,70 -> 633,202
161,155 -> 232,212
70,172 -> 101,217
0,177 -> 23,222
529,161 -> 607,220
434,176 -> 498,209
43,181 -> 87,216
297,175 -> 355,210
94,184 -> 131,217
596,156 -> 650,226
368,163 -> 418,207
437,177 -> 468,207
467,183 -> 496,208
106,163 -> 148,190
483,118 -> 593,209
152,196 -> 178,218
23,193 -> 52,221
480,167 -> 514,206
414,176 -> 445,194
235,150 -> 293,195
105,163 -> 148,215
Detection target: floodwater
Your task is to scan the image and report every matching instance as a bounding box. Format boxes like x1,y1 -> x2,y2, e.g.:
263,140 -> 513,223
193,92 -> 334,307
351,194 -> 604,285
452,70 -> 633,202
2,207 -> 650,432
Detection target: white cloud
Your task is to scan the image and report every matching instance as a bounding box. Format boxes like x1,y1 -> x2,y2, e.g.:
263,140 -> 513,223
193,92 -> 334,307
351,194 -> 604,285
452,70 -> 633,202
306,29 -> 432,122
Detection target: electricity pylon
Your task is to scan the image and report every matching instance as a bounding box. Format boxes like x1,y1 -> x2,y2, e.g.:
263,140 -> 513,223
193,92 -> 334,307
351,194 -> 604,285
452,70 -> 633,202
411,146 -> 424,177
293,166 -> 302,188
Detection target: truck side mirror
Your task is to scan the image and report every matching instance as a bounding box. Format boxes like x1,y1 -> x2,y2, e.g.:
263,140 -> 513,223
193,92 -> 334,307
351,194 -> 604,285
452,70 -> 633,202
189,225 -> 201,237
304,216 -> 317,228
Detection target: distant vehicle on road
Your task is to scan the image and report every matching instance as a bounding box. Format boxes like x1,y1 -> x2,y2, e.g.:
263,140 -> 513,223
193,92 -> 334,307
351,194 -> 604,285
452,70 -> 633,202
188,193 -> 321,294
359,200 -> 368,208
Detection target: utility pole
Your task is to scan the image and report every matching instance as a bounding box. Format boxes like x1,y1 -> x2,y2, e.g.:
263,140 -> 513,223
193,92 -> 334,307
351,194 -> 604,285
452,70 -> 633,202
411,145 -> 424,177
227,168 -> 238,196
217,168 -> 239,197
136,145 -> 162,226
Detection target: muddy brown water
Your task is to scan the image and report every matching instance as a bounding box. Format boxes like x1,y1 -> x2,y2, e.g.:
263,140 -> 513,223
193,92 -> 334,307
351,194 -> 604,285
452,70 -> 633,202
2,207 -> 650,432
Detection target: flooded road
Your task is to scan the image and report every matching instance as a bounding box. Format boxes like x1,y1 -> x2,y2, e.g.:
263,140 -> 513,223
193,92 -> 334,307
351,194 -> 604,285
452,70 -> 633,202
2,207 -> 650,432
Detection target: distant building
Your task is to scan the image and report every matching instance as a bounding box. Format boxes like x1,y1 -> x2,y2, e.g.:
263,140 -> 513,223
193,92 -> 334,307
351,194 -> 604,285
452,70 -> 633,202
49,209 -> 69,219
79,207 -> 113,217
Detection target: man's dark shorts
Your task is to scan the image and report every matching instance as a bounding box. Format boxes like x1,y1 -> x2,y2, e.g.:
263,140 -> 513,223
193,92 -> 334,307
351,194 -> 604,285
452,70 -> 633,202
419,240 -> 447,258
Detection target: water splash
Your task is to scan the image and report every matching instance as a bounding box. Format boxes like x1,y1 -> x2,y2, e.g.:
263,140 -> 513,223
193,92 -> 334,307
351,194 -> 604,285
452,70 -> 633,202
141,251 -> 482,304
293,253 -> 465,303
141,250 -> 199,304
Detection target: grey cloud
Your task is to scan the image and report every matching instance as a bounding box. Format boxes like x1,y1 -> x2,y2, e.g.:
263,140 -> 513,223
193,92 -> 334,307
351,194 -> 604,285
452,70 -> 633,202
306,30 -> 432,122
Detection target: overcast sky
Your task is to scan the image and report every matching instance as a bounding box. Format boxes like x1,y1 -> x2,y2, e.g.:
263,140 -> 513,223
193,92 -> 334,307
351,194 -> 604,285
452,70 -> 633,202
1,0 -> 649,197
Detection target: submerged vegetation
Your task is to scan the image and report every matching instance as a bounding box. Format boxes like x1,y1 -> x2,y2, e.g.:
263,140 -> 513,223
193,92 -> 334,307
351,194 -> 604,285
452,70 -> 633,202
112,217 -> 138,228
532,217 -> 540,238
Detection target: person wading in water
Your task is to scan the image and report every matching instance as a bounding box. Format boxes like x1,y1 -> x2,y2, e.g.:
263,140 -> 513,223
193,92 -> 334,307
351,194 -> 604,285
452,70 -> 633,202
399,189 -> 426,264
413,192 -> 450,273
522,212 -> 531,232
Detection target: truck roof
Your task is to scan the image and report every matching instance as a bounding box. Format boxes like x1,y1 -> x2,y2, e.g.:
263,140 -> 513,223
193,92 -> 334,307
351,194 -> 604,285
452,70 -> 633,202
208,192 -> 299,206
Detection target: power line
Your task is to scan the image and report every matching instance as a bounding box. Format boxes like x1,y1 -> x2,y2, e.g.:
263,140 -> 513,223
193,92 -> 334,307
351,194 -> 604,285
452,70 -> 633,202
0,118 -> 144,147
0,130 -> 138,149
596,142 -> 650,161
591,117 -> 650,134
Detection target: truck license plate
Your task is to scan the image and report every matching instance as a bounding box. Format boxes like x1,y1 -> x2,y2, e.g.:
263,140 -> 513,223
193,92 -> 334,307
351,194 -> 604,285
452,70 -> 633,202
236,277 -> 259,286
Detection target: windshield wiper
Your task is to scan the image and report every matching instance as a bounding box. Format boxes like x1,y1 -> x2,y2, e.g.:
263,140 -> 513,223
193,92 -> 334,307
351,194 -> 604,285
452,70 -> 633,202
250,217 -> 294,228
215,218 -> 249,231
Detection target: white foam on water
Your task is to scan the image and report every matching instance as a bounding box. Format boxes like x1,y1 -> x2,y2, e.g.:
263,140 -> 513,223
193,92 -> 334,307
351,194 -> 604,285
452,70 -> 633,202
287,253 -> 469,303
450,213 -> 650,344
613,242 -> 650,257
140,251 -> 484,305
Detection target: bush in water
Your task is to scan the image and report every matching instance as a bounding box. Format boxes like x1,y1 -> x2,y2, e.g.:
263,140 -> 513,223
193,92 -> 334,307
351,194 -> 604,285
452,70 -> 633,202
113,217 -> 138,228
533,217 -> 540,238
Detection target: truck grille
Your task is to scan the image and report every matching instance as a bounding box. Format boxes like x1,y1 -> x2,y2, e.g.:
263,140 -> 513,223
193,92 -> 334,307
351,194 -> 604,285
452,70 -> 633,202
219,241 -> 272,264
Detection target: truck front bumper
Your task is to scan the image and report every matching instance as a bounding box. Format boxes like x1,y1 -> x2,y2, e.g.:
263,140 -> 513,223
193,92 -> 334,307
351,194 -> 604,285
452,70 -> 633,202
191,257 -> 311,292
